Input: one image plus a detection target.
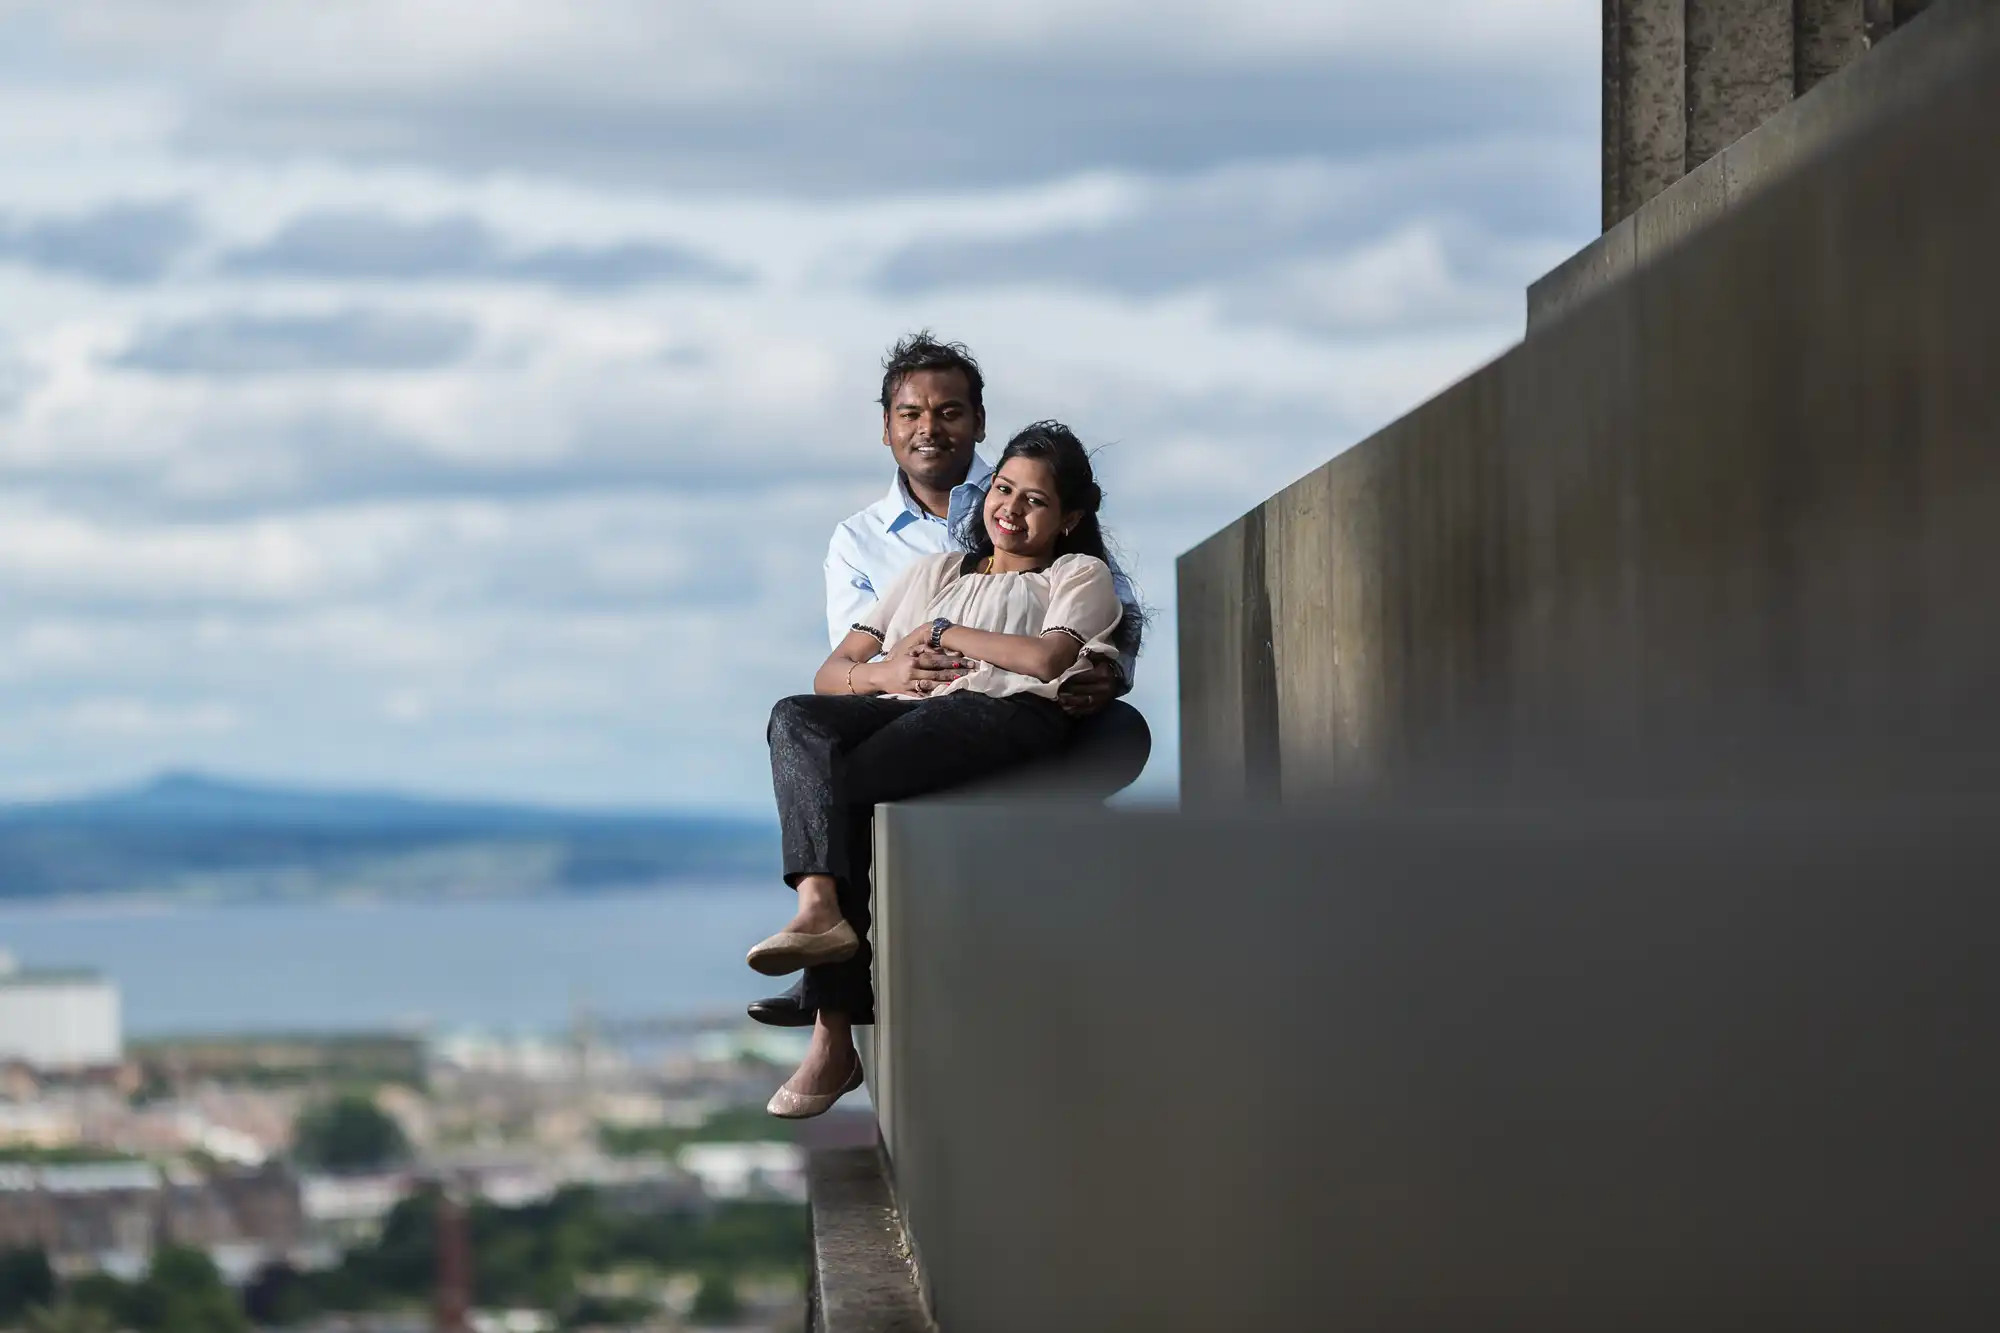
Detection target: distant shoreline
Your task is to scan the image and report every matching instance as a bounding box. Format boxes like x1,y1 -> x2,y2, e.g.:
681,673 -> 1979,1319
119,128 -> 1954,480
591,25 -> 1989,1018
0,771 -> 779,900
0,882 -> 783,1037
0,876 -> 771,918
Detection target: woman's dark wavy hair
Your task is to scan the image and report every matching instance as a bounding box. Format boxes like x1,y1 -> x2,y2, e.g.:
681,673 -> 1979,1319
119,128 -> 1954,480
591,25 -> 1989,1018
967,420 -> 1145,656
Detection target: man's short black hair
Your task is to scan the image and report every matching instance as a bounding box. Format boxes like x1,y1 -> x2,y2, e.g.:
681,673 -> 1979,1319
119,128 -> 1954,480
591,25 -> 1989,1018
878,331 -> 984,416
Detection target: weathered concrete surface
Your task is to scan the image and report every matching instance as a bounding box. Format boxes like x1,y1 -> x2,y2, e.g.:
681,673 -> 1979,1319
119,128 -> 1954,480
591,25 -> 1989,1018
1601,0 -> 1624,230
1797,0 -> 1869,93
1686,0 -> 1797,165
807,1147 -> 933,1333
1540,0 -> 1994,327
871,799 -> 2000,1333
1604,0 -> 1687,227
1529,211 -> 1637,334
857,823 -> 900,1169
1195,22 -> 2000,801
855,819 -> 932,1321
1173,517 -> 1257,803
1631,147 -> 1727,264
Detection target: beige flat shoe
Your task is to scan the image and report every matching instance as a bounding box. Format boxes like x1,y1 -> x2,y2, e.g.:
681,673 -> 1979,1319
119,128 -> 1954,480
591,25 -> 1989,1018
767,1053 -> 865,1120
745,919 -> 860,976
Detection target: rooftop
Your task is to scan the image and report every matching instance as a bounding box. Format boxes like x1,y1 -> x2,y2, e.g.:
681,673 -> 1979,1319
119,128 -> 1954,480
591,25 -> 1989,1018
0,968 -> 108,989
0,949 -> 107,987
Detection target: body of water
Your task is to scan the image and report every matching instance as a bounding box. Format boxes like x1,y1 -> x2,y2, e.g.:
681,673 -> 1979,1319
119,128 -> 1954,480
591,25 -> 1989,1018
0,885 -> 788,1037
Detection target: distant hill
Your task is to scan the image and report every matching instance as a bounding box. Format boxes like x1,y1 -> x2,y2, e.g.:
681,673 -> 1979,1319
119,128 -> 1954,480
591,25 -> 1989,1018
0,773 -> 777,900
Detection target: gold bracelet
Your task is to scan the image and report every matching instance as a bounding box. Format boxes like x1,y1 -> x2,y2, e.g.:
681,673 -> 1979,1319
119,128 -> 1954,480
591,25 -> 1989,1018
846,661 -> 860,695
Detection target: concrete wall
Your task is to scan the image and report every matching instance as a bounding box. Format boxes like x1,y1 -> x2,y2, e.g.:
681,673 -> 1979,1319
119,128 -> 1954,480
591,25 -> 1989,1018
1182,20 -> 2000,803
865,798 -> 2000,1332
1548,0 -> 1987,328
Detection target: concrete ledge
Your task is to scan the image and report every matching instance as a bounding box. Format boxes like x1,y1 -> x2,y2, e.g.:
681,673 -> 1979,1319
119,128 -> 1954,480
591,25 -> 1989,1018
1527,212 -> 1636,338
871,798 -> 2000,1332
807,1147 -> 933,1333
1529,0 -> 1998,329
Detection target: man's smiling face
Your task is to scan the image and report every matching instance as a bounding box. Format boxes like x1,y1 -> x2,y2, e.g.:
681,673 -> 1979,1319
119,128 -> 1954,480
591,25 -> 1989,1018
882,368 -> 984,495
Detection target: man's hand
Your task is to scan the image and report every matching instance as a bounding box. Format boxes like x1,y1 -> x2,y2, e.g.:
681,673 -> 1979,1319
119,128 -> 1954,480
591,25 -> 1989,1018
1057,654 -> 1123,717
872,643 -> 973,696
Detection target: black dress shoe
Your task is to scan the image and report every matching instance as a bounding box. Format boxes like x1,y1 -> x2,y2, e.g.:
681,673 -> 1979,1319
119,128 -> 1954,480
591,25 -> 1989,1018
747,989 -> 816,1028
746,979 -> 874,1028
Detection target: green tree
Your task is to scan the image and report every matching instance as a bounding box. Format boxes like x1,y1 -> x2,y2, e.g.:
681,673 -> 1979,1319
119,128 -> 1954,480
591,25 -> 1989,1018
689,1268 -> 742,1325
0,1247 -> 55,1323
62,1273 -> 134,1329
244,1261 -> 319,1327
126,1245 -> 250,1333
344,1187 -> 440,1300
167,1184 -> 805,1324
23,1303 -> 114,1333
291,1093 -> 410,1174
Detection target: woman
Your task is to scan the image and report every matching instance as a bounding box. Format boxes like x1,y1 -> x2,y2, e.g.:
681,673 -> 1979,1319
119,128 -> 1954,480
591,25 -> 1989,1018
750,421 -> 1129,1118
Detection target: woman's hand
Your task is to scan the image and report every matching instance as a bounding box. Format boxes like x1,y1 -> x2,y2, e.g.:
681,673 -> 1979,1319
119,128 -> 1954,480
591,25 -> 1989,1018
813,626 -> 977,696
888,624 -> 951,660
886,625 -> 928,660
870,642 -> 973,696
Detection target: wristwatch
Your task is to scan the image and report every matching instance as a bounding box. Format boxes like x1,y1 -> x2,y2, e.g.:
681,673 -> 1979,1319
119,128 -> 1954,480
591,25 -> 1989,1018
928,617 -> 953,651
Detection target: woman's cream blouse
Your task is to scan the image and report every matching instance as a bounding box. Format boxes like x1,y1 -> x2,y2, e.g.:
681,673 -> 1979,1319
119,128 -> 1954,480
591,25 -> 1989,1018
855,552 -> 1124,701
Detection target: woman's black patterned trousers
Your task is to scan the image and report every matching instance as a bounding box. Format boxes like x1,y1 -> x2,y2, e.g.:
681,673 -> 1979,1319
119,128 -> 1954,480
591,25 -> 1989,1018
765,690 -> 1070,1018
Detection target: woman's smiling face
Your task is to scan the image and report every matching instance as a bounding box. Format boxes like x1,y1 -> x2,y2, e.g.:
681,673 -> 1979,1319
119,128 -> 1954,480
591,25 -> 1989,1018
983,456 -> 1067,560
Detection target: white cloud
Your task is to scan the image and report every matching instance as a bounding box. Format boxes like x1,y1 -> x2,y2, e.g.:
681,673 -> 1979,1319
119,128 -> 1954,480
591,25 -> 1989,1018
0,0 -> 1600,808
0,85 -> 182,156
117,308 -> 477,374
1220,224 -> 1572,334
41,698 -> 241,738
0,499 -> 442,603
53,2 -> 1595,90
17,2 -> 1596,193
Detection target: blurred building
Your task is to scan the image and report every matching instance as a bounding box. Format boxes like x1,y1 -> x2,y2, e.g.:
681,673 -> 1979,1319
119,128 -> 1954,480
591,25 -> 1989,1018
0,951 -> 121,1071
300,1171 -> 412,1247
0,1160 -> 303,1280
0,1100 -> 83,1149
163,1162 -> 306,1284
674,1143 -> 804,1203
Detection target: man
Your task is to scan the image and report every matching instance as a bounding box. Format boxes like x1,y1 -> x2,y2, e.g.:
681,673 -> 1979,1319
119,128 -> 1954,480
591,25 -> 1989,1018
748,332 -> 1150,1028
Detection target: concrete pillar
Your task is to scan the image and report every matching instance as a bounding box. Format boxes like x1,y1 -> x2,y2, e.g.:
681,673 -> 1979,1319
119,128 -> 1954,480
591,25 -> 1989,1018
1686,0 -> 1798,167
1604,0 -> 1915,227
1864,0 -> 1898,43
1797,0 -> 1869,94
1604,0 -> 1688,229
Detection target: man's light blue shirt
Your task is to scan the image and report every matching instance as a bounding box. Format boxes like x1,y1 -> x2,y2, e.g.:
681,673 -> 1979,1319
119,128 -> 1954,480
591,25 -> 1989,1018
823,452 -> 1140,685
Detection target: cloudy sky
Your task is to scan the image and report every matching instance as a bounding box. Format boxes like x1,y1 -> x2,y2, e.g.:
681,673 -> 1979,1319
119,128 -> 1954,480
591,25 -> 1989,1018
0,1 -> 1597,812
